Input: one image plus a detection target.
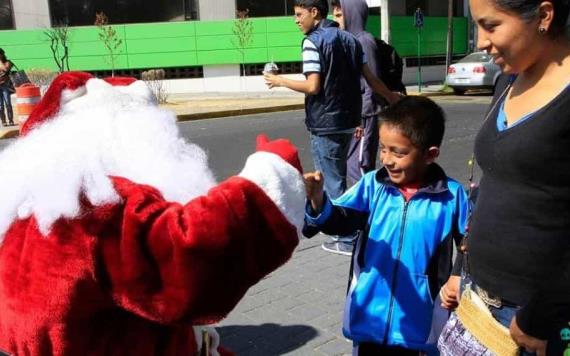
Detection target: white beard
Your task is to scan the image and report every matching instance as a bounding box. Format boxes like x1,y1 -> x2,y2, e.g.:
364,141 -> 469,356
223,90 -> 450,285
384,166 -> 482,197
0,79 -> 217,239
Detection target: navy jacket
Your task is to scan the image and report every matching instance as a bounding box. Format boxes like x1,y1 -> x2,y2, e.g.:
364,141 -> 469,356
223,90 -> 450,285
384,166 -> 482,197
304,20 -> 363,134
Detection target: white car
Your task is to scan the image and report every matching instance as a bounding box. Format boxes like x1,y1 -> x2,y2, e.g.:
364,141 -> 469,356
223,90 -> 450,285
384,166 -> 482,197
446,52 -> 502,95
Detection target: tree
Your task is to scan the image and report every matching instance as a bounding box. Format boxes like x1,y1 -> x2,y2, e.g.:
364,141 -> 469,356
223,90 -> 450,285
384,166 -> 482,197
44,23 -> 70,73
232,9 -> 253,83
95,12 -> 123,77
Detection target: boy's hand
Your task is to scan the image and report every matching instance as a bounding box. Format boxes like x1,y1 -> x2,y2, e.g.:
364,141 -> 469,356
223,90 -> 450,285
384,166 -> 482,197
440,275 -> 461,310
304,171 -> 325,213
264,73 -> 282,89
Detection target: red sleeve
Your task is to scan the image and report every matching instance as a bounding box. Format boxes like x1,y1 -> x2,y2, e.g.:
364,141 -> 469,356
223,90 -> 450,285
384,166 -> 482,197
101,176 -> 299,325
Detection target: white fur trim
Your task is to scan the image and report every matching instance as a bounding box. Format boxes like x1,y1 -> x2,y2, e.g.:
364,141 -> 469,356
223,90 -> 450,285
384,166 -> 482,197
239,152 -> 305,233
0,79 -> 216,239
193,325 -> 220,356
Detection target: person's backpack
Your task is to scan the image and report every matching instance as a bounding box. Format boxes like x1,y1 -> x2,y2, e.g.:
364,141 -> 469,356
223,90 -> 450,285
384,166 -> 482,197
375,39 -> 406,94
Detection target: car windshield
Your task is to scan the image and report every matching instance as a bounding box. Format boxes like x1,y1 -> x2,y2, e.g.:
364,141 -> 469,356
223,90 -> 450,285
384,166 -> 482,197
458,52 -> 492,63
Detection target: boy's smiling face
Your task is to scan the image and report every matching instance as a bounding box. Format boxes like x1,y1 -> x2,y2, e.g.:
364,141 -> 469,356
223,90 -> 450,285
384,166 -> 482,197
379,123 -> 439,186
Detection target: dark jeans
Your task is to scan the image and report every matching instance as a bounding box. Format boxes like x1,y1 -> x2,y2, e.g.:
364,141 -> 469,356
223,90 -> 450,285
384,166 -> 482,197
310,132 -> 352,200
0,85 -> 13,123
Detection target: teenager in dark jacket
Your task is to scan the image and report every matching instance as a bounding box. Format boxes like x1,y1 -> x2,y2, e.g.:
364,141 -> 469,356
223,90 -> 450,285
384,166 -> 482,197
264,0 -> 400,254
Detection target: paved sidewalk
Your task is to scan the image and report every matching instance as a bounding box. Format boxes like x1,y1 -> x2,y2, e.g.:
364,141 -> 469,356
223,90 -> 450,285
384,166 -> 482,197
0,83 -> 447,140
218,234 -> 354,356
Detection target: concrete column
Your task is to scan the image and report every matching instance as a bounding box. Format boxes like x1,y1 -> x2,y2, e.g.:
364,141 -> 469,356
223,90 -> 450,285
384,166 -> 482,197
197,0 -> 236,20
12,0 -> 51,29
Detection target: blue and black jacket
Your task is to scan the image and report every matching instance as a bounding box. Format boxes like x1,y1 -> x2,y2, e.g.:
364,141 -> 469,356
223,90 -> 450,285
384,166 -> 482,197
305,164 -> 468,351
304,19 -> 363,134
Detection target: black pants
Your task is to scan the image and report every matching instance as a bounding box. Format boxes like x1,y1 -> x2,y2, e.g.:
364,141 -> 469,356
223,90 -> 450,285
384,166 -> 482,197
357,342 -> 418,356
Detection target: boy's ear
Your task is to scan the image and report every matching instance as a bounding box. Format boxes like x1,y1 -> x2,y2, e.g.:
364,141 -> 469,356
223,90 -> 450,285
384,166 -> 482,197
424,146 -> 440,164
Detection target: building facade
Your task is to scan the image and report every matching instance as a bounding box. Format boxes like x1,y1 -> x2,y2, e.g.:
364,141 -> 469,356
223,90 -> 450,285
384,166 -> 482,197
0,0 -> 471,92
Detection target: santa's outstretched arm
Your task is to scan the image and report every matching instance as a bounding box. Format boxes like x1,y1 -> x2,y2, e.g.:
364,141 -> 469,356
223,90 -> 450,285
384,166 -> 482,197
101,135 -> 305,326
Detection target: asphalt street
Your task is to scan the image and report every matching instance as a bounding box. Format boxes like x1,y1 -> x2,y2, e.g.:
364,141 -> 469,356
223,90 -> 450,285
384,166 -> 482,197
178,96 -> 490,184
0,95 -> 492,355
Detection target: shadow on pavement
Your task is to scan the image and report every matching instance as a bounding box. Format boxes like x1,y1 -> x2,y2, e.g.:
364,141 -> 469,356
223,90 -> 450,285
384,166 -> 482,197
218,323 -> 319,355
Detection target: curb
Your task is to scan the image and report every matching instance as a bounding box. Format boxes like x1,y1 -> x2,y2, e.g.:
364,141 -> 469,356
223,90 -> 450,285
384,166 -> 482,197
407,91 -> 453,97
176,103 -> 305,122
0,128 -> 19,140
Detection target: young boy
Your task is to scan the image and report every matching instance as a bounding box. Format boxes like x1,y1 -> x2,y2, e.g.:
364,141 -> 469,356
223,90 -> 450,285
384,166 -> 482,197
304,96 -> 468,355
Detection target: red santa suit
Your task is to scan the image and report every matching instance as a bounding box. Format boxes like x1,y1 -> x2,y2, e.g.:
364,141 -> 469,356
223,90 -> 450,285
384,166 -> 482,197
0,72 -> 306,356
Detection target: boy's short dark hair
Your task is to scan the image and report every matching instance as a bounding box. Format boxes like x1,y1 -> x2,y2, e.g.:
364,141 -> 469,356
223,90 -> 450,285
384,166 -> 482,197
379,96 -> 445,150
331,0 -> 341,8
294,0 -> 329,17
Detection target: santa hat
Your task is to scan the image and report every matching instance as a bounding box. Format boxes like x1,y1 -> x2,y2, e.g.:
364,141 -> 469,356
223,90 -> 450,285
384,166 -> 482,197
20,71 -> 138,136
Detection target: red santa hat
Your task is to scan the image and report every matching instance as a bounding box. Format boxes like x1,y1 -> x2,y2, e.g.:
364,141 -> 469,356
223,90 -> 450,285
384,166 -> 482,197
20,71 -> 138,136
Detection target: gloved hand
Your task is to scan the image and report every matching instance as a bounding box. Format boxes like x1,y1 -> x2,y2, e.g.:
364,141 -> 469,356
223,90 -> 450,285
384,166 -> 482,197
256,134 -> 303,174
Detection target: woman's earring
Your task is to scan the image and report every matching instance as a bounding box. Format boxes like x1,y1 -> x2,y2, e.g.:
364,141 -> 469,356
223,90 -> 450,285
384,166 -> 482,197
539,27 -> 547,34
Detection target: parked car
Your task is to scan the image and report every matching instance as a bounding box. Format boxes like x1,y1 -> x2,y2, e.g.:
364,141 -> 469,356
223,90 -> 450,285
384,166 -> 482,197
446,52 -> 502,95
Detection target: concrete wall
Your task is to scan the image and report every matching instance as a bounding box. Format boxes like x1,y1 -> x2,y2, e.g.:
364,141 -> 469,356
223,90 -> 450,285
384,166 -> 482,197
12,0 -> 50,29
197,0 -> 235,20
161,65 -> 446,94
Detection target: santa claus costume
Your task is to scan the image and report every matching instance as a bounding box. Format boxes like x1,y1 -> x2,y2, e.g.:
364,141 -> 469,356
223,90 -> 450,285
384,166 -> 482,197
0,72 -> 306,356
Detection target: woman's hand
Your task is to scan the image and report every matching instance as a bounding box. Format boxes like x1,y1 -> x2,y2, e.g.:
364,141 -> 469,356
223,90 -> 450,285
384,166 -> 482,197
509,317 -> 547,356
440,275 -> 461,310
304,171 -> 324,213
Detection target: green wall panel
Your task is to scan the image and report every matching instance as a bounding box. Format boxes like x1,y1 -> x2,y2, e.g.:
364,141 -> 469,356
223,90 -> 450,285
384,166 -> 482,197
68,27 -> 109,42
127,38 -> 196,53
265,17 -> 298,32
68,55 -> 128,71
128,52 -> 197,68
196,33 -> 267,51
0,15 -> 468,72
367,16 -> 468,57
125,22 -> 195,39
0,30 -> 45,46
268,47 -> 302,62
68,41 -> 123,56
15,58 -> 59,71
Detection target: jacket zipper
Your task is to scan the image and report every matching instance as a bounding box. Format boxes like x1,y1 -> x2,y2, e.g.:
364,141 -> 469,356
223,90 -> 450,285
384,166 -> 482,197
383,199 -> 409,344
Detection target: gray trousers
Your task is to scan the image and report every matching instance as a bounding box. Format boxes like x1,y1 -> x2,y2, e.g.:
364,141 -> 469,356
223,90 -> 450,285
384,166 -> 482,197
347,115 -> 379,187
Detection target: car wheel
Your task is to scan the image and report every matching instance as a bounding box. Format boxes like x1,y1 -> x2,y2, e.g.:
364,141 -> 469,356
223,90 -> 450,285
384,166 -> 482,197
453,88 -> 466,95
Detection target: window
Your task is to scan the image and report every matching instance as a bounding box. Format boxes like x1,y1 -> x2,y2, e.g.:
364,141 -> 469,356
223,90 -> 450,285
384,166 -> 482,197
0,0 -> 14,30
49,0 -> 199,26
236,0 -> 295,17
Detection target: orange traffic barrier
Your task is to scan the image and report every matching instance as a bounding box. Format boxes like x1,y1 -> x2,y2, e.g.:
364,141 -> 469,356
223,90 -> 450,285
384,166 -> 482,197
16,83 -> 41,125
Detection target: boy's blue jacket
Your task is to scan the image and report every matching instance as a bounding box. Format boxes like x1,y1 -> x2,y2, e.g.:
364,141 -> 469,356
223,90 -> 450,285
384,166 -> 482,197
305,164 -> 468,351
